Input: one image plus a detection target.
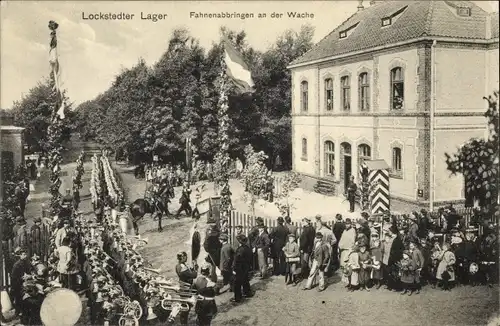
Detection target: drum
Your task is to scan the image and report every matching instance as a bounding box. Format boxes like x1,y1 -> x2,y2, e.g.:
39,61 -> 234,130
40,288 -> 82,326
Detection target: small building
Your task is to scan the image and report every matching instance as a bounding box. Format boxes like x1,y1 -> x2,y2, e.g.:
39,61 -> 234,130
287,0 -> 499,209
1,110 -> 25,179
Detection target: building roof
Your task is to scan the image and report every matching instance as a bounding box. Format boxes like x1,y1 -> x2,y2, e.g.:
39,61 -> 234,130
289,1 -> 498,67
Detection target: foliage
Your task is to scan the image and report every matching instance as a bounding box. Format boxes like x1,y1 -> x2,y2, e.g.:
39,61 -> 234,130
72,25 -> 315,167
240,144 -> 271,215
445,91 -> 499,218
274,171 -> 302,217
11,77 -> 73,154
357,165 -> 379,211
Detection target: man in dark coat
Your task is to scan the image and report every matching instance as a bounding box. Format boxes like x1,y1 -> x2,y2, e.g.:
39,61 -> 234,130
253,224 -> 270,279
248,217 -> 266,272
219,233 -> 234,291
232,234 -> 253,303
15,182 -> 26,215
270,216 -> 289,276
299,218 -> 316,278
347,176 -> 357,212
176,183 -> 193,218
30,217 -> 43,258
20,283 -> 44,325
407,213 -> 420,246
11,249 -> 32,314
204,224 -> 222,269
332,214 -> 345,269
387,227 -> 405,291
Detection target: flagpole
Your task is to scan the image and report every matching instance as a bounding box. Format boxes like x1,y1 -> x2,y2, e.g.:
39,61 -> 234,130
214,49 -> 233,220
46,20 -> 65,216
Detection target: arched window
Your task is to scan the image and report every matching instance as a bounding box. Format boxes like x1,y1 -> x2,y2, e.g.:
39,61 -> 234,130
340,76 -> 351,111
390,67 -> 404,110
301,81 -> 308,112
324,141 -> 335,177
392,147 -> 402,177
358,144 -> 371,167
301,138 -> 308,160
325,78 -> 333,111
358,72 -> 370,111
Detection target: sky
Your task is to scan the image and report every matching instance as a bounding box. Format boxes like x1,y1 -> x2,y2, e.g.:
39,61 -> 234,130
1,0 -> 498,109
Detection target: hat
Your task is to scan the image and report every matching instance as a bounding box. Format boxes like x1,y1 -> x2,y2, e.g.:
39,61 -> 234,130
288,233 -> 296,238
361,212 -> 370,219
315,214 -> 322,221
302,218 -> 311,223
236,234 -> 247,243
315,232 -> 323,239
345,218 -> 352,224
235,225 -> 243,229
33,217 -> 41,223
255,217 -> 264,223
63,219 -> 70,224
219,234 -> 229,241
257,224 -> 265,229
277,217 -> 284,223
335,214 -> 343,220
14,247 -> 26,255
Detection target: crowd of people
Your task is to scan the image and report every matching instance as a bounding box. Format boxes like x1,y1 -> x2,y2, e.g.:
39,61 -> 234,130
189,206 -> 498,305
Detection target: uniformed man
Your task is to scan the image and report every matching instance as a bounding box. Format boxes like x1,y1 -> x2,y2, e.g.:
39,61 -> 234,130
175,251 -> 198,285
193,263 -> 218,325
176,183 -> 193,218
11,249 -> 32,314
347,175 -> 358,213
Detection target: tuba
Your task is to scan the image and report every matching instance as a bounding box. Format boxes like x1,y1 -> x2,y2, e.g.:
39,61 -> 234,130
161,294 -> 197,311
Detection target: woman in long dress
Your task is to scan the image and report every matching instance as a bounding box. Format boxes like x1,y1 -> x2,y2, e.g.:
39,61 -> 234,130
436,242 -> 456,291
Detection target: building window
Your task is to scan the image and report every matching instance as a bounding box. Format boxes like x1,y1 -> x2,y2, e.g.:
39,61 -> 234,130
339,31 -> 347,39
341,76 -> 350,111
390,67 -> 404,110
324,141 -> 335,177
392,147 -> 402,178
325,78 -> 333,111
358,144 -> 371,168
301,138 -> 308,160
382,18 -> 391,26
301,81 -> 308,112
358,72 -> 370,111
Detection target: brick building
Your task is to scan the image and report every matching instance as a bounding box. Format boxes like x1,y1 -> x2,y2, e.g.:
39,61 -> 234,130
287,0 -> 499,209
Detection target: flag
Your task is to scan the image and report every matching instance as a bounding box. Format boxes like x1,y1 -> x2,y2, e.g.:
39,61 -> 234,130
56,102 -> 65,120
223,38 -> 255,94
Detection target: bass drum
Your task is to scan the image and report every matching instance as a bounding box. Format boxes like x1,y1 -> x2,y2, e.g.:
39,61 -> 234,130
40,288 -> 82,326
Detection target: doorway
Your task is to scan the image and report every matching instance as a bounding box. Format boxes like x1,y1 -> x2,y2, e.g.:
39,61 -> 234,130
340,142 -> 352,193
344,155 -> 352,191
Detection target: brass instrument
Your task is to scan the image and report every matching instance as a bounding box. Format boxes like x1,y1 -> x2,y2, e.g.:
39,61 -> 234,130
143,267 -> 161,274
161,294 -> 197,311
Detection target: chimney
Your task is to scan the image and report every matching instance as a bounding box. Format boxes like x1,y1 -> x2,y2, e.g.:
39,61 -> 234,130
358,0 -> 364,11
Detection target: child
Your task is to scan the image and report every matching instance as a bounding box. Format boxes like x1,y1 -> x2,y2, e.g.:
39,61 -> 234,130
358,245 -> 371,291
399,250 -> 416,295
370,238 -> 383,289
436,242 -> 456,291
283,233 -> 300,286
346,249 -> 360,292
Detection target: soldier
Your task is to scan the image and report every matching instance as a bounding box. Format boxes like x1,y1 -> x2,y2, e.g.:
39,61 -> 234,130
11,249 -> 32,314
30,217 -> 43,258
176,182 -> 193,218
15,216 -> 29,251
347,175 -> 358,213
219,233 -> 234,292
193,263 -> 218,325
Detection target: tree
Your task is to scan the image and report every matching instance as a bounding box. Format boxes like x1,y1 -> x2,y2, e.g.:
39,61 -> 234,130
240,144 -> 271,216
274,172 -> 302,217
11,77 -> 73,154
445,91 -> 499,219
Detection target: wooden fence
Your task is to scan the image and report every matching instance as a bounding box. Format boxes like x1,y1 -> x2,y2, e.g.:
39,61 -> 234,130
227,207 -> 483,247
0,224 -> 52,292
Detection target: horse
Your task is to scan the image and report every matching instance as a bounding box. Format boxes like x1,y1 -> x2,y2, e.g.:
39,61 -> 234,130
129,197 -> 162,234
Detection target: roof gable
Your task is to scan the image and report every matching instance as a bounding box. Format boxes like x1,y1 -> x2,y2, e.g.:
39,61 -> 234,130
289,1 -> 495,67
